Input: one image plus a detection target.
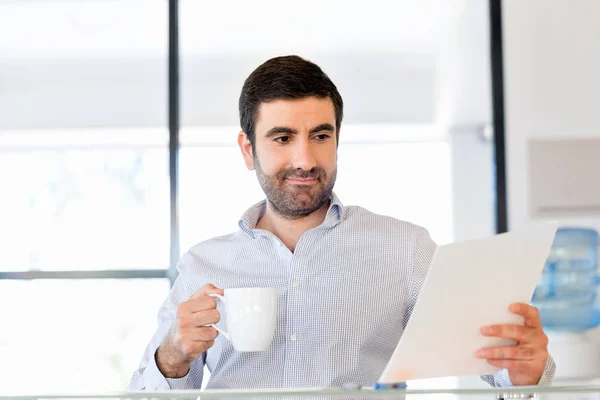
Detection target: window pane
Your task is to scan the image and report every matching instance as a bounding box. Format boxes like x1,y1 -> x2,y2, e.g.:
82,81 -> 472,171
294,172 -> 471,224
0,0 -> 169,271
0,132 -> 169,271
178,0 -> 496,248
0,0 -> 167,130
179,1 -> 441,127
0,279 -> 169,393
178,1 -> 465,251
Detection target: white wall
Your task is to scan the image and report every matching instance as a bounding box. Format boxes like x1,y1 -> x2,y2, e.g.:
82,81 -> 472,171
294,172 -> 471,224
502,0 -> 600,232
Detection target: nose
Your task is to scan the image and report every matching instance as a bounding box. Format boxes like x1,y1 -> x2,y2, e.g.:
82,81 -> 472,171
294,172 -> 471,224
291,138 -> 317,171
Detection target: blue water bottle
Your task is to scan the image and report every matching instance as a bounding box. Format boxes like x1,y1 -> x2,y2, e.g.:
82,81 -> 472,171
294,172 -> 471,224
532,227 -> 600,331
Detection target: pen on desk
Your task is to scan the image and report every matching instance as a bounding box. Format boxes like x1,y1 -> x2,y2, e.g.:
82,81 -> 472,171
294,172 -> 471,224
373,382 -> 408,390
341,382 -> 407,390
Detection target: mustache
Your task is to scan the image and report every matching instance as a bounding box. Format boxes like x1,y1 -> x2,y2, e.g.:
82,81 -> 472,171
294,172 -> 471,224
280,168 -> 325,180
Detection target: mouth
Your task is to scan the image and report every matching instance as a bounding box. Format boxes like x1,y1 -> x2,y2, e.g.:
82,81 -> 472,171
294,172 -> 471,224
286,177 -> 318,185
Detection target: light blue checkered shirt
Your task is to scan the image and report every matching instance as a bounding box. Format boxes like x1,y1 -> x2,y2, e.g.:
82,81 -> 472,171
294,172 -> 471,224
128,193 -> 555,390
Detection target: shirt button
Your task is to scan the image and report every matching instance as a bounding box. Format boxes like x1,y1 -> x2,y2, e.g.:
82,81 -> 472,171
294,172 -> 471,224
292,281 -> 300,288
290,334 -> 297,341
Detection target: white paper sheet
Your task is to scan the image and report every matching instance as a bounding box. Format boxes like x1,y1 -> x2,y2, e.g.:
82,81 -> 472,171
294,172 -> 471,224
378,223 -> 558,383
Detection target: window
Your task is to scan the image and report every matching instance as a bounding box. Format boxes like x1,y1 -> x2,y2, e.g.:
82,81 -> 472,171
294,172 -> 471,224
177,0 -> 489,391
0,130 -> 169,271
0,0 -> 495,394
0,279 -> 169,393
0,0 -> 171,393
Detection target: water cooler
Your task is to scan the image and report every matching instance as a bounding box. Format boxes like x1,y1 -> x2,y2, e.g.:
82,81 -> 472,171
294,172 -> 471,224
532,227 -> 600,387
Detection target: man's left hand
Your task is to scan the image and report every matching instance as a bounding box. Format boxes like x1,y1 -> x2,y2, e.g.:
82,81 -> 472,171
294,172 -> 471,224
475,302 -> 549,386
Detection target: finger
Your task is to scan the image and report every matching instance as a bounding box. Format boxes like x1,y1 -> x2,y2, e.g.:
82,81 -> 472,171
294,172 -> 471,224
179,308 -> 220,328
485,359 -> 523,370
193,309 -> 220,326
510,303 -> 542,328
474,345 -> 536,361
187,296 -> 218,313
480,324 -> 535,342
176,296 -> 217,317
180,326 -> 219,342
190,284 -> 224,300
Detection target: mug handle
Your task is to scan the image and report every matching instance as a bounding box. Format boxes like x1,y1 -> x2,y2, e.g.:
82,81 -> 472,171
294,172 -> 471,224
207,293 -> 230,341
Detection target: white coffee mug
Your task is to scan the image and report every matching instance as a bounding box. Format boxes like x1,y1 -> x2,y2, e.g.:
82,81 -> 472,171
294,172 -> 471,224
209,287 -> 277,352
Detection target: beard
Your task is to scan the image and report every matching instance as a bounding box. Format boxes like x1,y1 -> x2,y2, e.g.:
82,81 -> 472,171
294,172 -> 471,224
254,157 -> 336,219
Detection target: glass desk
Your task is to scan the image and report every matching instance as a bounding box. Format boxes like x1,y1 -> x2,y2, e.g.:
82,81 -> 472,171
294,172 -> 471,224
2,386 -> 600,400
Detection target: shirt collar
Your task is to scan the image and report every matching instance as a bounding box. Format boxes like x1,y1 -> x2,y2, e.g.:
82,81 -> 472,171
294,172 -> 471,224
238,192 -> 345,238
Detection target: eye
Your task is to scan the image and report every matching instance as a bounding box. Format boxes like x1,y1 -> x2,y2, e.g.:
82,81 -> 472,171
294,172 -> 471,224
314,134 -> 331,141
274,136 -> 291,143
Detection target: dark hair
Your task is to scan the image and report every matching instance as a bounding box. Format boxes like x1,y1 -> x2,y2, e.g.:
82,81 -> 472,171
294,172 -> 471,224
239,55 -> 343,149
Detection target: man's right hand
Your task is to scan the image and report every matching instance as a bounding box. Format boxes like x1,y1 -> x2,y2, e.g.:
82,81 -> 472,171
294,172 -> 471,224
156,284 -> 224,378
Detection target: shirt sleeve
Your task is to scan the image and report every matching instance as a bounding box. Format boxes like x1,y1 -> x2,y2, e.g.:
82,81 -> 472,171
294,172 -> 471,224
403,226 -> 437,329
480,354 -> 556,387
127,252 -> 205,390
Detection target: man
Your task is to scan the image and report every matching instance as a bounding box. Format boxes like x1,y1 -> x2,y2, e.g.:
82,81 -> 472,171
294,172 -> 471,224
128,55 -> 555,390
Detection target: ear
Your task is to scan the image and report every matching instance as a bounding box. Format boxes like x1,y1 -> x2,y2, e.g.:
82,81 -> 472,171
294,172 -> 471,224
238,131 -> 254,170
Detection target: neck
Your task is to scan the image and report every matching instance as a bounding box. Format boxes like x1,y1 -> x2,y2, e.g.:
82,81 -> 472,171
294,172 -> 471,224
256,200 -> 331,252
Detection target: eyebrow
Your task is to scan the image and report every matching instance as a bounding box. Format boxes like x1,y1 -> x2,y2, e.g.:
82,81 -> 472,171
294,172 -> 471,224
264,123 -> 335,138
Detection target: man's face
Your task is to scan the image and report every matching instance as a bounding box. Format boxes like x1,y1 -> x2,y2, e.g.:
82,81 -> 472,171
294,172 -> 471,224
239,97 -> 338,219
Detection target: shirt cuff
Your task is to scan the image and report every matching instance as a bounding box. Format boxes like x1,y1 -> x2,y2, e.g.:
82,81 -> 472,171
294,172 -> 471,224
499,367 -> 512,386
166,375 -> 191,390
143,350 -> 190,390
536,354 -> 556,387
